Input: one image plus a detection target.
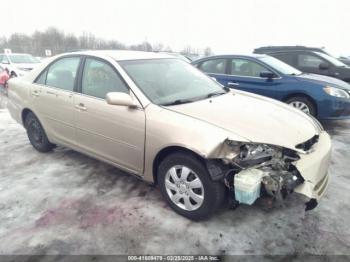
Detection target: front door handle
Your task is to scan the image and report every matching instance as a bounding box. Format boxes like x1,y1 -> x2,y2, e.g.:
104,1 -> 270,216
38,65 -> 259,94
31,90 -> 40,97
227,82 -> 240,87
46,91 -> 58,96
75,103 -> 87,111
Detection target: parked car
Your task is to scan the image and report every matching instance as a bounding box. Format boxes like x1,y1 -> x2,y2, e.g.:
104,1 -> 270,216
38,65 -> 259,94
0,53 -> 41,77
339,56 -> 350,66
8,51 -> 330,219
254,46 -> 331,55
192,54 -> 350,120
253,47 -> 350,83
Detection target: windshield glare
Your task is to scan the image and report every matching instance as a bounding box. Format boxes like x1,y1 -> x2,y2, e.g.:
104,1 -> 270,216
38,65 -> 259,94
8,54 -> 40,64
259,56 -> 302,75
315,52 -> 347,67
120,59 -> 226,105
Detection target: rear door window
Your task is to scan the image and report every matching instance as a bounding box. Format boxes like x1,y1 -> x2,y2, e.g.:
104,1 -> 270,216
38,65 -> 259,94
199,59 -> 227,74
45,57 -> 81,91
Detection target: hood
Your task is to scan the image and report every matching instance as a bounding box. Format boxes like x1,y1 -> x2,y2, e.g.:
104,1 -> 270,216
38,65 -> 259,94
165,91 -> 319,151
296,73 -> 350,90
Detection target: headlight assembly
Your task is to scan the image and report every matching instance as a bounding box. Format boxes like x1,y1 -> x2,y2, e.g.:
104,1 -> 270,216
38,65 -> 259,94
323,86 -> 350,99
225,141 -> 281,168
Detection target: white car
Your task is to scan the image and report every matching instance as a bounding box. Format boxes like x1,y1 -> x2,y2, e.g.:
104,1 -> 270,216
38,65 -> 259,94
0,53 -> 41,77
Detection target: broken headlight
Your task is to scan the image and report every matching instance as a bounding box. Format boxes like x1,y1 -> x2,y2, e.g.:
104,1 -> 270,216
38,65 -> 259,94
225,141 -> 300,168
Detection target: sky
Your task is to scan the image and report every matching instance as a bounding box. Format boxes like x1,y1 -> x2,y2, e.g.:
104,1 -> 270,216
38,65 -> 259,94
3,0 -> 350,56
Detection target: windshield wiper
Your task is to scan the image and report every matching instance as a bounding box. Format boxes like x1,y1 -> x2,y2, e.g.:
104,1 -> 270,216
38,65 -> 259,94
161,99 -> 194,106
206,89 -> 227,98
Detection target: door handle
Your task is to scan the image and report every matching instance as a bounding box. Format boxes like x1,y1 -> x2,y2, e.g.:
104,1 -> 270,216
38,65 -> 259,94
75,103 -> 87,111
31,90 -> 40,97
227,82 -> 240,87
47,91 -> 58,96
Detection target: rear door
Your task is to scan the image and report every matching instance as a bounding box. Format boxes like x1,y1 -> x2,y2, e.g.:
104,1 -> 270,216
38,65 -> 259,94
74,57 -> 145,173
32,56 -> 81,146
196,58 -> 231,86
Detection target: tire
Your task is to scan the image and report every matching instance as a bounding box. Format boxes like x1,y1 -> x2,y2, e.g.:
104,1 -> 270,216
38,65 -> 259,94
24,112 -> 55,152
158,152 -> 226,220
286,96 -> 316,116
10,71 -> 17,78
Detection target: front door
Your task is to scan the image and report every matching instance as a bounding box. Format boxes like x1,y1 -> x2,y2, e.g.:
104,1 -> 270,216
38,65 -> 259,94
74,57 -> 145,173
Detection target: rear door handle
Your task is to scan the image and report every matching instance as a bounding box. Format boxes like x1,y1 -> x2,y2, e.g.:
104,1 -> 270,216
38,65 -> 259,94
75,103 -> 87,111
227,82 -> 240,87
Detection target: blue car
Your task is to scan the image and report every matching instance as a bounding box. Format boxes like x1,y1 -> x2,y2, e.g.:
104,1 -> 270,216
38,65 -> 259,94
192,55 -> 350,120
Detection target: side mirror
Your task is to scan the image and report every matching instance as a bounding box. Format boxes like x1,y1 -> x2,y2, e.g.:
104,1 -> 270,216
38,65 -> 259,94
106,92 -> 137,107
260,71 -> 276,79
319,62 -> 329,70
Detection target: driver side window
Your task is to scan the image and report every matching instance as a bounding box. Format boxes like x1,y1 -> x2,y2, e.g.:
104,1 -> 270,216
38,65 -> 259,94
230,59 -> 271,77
297,54 -> 324,68
82,58 -> 129,99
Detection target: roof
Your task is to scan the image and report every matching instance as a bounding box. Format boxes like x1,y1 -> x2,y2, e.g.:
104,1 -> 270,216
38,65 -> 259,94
254,46 -> 328,54
71,50 -> 174,61
191,54 -> 268,63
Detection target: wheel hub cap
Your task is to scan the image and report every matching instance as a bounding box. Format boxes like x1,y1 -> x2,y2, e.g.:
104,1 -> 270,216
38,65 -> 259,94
289,101 -> 311,114
164,165 -> 204,211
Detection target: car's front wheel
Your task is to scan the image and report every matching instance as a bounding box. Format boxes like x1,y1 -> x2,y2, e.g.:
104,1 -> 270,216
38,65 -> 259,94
24,112 -> 55,152
158,152 -> 226,220
286,96 -> 316,116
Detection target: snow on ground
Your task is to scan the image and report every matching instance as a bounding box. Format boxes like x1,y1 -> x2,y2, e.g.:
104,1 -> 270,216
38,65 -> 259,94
0,94 -> 350,255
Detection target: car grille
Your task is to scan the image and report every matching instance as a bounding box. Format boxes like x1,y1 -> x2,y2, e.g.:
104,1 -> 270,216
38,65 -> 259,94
295,135 -> 319,151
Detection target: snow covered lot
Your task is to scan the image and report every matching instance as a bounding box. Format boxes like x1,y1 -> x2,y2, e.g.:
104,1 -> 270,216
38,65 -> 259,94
0,94 -> 350,255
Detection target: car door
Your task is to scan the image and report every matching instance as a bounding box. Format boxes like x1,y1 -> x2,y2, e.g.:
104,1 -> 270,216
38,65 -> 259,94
196,58 -> 231,87
74,57 -> 145,173
31,56 -> 81,146
226,58 -> 283,99
295,52 -> 332,76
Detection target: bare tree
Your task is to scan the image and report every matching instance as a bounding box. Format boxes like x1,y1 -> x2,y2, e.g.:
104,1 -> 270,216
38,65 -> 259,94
0,27 -> 213,57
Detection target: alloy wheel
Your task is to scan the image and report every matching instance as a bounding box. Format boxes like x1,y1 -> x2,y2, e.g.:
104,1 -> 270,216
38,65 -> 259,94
289,101 -> 310,114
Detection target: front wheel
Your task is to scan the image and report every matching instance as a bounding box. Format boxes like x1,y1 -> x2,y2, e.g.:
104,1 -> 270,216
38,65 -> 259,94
158,152 -> 226,220
286,96 -> 316,116
24,112 -> 55,152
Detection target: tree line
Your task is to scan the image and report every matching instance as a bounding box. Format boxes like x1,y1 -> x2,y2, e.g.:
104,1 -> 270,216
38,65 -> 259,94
0,27 -> 213,57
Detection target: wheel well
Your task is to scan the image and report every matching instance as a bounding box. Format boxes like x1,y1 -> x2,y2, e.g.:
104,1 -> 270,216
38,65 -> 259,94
152,146 -> 205,185
283,93 -> 318,116
21,108 -> 33,126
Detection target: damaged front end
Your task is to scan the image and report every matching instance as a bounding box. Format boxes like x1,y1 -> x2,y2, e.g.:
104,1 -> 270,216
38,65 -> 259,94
207,133 -> 331,211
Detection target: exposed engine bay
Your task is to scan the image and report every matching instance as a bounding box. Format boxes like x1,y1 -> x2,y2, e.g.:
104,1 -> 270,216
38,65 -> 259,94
207,139 -> 318,210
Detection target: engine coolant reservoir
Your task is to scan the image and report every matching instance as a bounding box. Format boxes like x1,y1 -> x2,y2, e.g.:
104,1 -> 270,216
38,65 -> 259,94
234,169 -> 265,205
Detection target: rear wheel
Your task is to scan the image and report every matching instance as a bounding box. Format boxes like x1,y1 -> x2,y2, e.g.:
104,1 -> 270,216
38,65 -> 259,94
24,112 -> 55,152
158,152 -> 226,220
286,96 -> 316,116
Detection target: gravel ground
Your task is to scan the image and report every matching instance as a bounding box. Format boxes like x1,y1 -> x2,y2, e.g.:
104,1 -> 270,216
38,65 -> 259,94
0,93 -> 349,256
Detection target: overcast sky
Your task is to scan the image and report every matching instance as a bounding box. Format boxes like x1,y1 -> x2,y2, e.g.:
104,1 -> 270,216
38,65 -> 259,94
4,0 -> 350,56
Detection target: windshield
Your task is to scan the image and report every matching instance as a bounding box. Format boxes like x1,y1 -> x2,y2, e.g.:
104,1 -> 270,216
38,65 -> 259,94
120,59 -> 227,105
8,54 -> 40,64
315,52 -> 347,67
259,56 -> 302,75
